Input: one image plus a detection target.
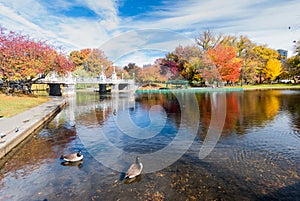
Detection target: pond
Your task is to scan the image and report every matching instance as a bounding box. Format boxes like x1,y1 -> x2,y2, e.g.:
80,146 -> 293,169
0,89 -> 299,201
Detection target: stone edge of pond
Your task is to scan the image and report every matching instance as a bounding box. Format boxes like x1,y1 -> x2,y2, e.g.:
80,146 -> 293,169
0,97 -> 67,159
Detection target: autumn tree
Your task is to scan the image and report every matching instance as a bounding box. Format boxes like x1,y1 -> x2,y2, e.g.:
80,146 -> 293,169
253,45 -> 279,83
70,49 -> 91,67
221,35 -> 258,85
200,54 -> 221,84
159,46 -> 203,82
174,45 -> 202,82
138,65 -> 167,83
262,59 -> 283,82
123,63 -> 141,80
83,48 -> 113,77
69,50 -> 90,78
160,55 -> 181,80
285,55 -> 300,81
195,29 -> 223,52
0,26 -> 74,93
206,44 -> 242,84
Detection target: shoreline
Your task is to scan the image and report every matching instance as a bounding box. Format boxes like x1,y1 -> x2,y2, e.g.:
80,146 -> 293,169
241,85 -> 300,91
0,97 -> 67,159
136,85 -> 300,93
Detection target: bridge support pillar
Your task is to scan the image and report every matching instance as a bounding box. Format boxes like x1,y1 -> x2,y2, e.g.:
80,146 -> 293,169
49,84 -> 62,96
99,84 -> 107,93
111,84 -> 119,93
63,84 -> 76,95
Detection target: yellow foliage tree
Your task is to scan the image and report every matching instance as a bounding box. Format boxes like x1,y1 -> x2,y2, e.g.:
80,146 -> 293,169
262,59 -> 283,81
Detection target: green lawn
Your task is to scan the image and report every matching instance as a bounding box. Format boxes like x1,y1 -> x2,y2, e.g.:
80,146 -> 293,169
0,94 -> 50,118
225,83 -> 300,89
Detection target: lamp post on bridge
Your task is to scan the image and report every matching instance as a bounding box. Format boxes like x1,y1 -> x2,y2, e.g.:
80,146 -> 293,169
99,65 -> 107,82
111,66 -> 117,81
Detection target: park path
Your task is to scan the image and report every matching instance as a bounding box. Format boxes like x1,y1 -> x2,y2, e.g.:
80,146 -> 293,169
0,97 -> 66,159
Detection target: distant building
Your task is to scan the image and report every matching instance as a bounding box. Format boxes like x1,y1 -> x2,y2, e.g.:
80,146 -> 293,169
277,49 -> 288,63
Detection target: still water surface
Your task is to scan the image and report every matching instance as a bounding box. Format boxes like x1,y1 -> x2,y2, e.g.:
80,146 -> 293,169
0,90 -> 299,201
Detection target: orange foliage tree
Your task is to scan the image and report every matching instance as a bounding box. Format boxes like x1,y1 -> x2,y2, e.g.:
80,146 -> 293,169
138,65 -> 167,83
70,48 -> 114,78
206,44 -> 242,84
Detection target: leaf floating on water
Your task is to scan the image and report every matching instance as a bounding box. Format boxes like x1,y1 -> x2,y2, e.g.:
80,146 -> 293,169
156,172 -> 164,177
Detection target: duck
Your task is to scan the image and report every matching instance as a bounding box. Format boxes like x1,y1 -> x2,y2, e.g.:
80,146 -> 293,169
125,156 -> 143,179
60,150 -> 83,162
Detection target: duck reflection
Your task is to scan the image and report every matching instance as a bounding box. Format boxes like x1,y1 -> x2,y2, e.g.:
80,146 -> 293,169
124,174 -> 142,184
60,160 -> 83,169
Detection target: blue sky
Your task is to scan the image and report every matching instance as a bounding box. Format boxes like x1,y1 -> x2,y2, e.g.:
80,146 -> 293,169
0,0 -> 300,67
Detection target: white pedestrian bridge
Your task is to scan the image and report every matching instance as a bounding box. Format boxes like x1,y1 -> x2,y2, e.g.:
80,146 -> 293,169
37,72 -> 137,96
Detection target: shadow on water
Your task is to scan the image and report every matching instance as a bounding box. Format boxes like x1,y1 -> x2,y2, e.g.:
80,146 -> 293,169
124,175 -> 142,184
60,161 -> 83,169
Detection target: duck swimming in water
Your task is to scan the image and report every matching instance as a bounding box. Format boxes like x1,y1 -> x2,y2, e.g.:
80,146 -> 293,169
125,156 -> 143,179
60,150 -> 83,162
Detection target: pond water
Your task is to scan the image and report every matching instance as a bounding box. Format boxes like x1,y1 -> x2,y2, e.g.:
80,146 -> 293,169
0,90 -> 299,201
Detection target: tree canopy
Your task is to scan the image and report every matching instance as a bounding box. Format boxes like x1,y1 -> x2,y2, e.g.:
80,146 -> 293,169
0,26 -> 74,92
1,25 -> 297,91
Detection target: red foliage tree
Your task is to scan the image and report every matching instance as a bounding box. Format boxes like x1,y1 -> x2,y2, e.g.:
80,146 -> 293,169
207,44 -> 242,83
160,60 -> 179,79
0,25 -> 75,91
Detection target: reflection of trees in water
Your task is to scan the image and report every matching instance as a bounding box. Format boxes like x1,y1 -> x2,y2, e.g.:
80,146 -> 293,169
135,93 -> 181,128
242,91 -> 280,121
136,93 -> 180,114
280,91 -> 300,138
197,90 -> 283,137
135,91 -> 300,138
75,93 -> 136,126
197,92 -> 240,137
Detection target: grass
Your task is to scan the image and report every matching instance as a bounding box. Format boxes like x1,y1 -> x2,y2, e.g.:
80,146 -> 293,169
0,94 -> 50,118
225,83 -> 300,89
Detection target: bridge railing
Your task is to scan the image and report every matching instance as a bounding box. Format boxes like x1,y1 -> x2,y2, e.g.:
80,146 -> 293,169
40,76 -> 76,84
38,76 -> 134,84
76,77 -> 134,84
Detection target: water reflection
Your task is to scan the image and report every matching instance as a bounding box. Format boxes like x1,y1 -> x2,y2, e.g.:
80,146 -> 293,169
0,90 -> 299,200
60,161 -> 83,169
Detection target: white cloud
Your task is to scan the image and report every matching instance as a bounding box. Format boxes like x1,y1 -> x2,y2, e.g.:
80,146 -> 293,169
0,2 -> 54,37
115,51 -> 160,67
98,29 -> 194,66
85,0 -> 120,31
1,0 -> 300,65
119,0 -> 300,52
